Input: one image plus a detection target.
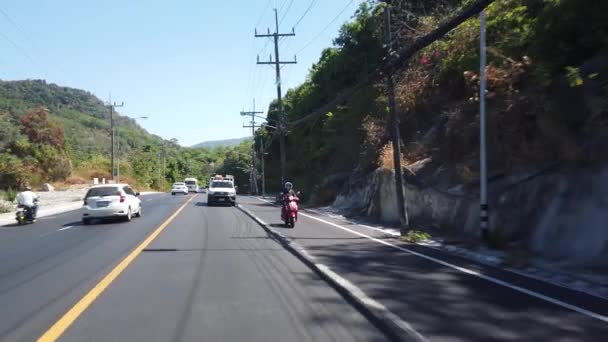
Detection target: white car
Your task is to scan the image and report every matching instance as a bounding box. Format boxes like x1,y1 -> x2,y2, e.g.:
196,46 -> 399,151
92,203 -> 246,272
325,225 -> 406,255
207,180 -> 237,206
82,184 -> 142,224
184,178 -> 199,192
171,182 -> 189,195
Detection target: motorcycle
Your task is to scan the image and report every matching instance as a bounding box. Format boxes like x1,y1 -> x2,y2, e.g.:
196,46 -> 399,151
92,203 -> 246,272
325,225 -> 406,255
281,193 -> 299,228
16,206 -> 35,225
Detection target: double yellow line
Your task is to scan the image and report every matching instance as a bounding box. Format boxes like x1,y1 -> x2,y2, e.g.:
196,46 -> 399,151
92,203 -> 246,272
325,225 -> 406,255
38,195 -> 196,342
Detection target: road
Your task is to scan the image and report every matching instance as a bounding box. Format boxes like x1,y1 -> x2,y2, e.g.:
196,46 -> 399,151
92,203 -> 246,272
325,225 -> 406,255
237,196 -> 608,342
1,193 -> 606,342
0,194 -> 388,342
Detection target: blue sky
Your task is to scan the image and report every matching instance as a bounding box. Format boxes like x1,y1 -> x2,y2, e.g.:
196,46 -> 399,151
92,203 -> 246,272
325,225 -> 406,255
0,0 -> 364,146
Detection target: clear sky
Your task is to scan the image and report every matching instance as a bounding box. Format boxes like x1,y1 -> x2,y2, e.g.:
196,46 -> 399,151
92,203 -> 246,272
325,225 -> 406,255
0,0 -> 363,146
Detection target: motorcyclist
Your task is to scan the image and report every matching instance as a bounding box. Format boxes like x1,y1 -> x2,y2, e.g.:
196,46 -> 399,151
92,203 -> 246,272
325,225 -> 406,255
282,182 -> 297,197
281,182 -> 298,218
16,185 -> 40,221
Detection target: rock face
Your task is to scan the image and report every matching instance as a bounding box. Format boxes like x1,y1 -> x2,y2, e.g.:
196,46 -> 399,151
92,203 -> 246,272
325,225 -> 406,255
333,165 -> 608,267
42,183 -> 55,192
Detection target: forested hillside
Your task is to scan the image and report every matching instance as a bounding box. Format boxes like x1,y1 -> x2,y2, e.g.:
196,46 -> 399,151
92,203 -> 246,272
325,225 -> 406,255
258,0 -> 608,203
0,80 -> 254,193
192,137 -> 249,149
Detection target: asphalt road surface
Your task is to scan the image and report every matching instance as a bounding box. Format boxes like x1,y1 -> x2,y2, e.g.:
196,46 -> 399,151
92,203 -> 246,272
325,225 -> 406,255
2,193 -> 606,342
0,194 -> 389,342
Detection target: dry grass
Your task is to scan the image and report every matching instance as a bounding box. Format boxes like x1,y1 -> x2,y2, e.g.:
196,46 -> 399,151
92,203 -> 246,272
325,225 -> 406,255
377,143 -> 409,171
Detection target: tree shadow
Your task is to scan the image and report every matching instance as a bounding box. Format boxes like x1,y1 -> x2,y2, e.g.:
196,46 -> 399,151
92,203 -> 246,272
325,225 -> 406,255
293,239 -> 608,341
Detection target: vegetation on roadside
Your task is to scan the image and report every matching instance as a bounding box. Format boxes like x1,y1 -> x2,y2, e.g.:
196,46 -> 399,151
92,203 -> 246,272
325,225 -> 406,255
400,230 -> 432,243
0,80 -> 254,192
257,0 -> 608,204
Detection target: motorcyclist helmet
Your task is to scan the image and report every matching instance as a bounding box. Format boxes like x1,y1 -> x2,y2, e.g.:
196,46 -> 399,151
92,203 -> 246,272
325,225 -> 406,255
284,182 -> 293,190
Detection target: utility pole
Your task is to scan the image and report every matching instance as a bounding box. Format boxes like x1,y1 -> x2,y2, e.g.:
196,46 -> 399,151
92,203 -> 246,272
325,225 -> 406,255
117,133 -> 120,183
255,8 -> 296,185
158,149 -> 162,191
261,146 -> 268,197
162,146 -> 166,192
479,10 -> 489,240
106,100 -> 124,182
242,99 -> 264,195
384,5 -> 409,234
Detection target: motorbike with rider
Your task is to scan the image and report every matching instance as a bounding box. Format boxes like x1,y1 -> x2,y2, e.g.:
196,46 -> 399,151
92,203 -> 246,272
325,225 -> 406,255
281,182 -> 300,227
16,185 -> 40,224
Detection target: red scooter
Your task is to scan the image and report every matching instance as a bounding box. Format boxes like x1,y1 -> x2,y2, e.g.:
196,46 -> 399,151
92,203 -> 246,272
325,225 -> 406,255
281,193 -> 299,228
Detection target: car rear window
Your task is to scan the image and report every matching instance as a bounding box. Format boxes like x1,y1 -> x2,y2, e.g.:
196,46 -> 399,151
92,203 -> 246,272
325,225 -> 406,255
86,187 -> 120,198
185,180 -> 196,185
173,183 -> 185,186
211,181 -> 233,188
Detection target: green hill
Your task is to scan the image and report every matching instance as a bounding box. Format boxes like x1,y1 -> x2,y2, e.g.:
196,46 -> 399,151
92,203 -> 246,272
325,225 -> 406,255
192,137 -> 249,149
0,79 -> 163,163
0,80 -> 256,193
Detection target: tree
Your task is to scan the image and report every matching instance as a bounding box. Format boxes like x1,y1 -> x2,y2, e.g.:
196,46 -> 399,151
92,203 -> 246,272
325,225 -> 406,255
19,107 -> 65,148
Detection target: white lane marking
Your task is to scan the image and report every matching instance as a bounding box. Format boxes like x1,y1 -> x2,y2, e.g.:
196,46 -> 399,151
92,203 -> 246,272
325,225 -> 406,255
318,263 -> 428,341
255,198 -> 608,323
39,225 -> 74,237
359,224 -> 400,236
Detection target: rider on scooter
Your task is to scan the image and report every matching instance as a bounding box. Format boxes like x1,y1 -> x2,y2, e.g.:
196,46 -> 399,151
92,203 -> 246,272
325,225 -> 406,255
281,182 -> 298,217
17,185 -> 39,222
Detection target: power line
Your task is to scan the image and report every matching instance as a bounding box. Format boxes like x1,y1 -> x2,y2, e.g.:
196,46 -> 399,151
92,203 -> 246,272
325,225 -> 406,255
277,0 -> 290,14
0,30 -> 38,69
0,6 -> 72,82
247,0 -> 276,105
255,8 -> 297,184
256,0 -> 273,27
293,0 -> 318,28
0,8 -> 36,49
295,0 -> 356,55
279,0 -> 295,25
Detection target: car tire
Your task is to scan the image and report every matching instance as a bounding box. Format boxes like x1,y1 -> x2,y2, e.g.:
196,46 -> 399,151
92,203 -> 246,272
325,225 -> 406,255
125,207 -> 132,222
135,205 -> 142,218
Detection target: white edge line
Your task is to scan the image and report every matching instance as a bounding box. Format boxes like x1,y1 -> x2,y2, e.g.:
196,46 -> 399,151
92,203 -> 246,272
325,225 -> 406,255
300,201 -> 608,301
239,203 -> 427,341
256,197 -> 608,323
58,225 -> 74,231
316,263 -> 428,341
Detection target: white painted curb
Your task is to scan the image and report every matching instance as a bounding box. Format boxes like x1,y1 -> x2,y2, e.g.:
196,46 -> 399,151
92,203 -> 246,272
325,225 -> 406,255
236,203 -> 427,342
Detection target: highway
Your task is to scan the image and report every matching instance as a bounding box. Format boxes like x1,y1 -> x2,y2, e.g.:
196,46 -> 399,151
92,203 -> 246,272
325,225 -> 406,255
0,194 -> 387,342
0,193 -> 606,341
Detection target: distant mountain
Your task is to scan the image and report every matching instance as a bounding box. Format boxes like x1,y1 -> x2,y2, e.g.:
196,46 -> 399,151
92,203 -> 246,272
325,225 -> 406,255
192,137 -> 249,149
0,79 -> 163,161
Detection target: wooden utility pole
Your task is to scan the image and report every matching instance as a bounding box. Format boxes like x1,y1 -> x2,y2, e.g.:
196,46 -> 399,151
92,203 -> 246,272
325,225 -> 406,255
255,8 -> 297,185
242,99 -> 264,195
384,5 -> 409,233
106,100 -> 124,181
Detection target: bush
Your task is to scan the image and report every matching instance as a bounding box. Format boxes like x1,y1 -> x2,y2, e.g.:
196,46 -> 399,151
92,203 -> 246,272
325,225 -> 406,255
400,230 -> 431,243
1,187 -> 17,202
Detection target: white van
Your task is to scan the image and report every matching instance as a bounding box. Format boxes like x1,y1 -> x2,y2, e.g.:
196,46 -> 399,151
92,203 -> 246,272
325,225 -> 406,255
184,178 -> 199,193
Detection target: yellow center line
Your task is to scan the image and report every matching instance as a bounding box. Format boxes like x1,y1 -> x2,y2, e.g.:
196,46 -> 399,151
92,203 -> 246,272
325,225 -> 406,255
38,195 -> 197,342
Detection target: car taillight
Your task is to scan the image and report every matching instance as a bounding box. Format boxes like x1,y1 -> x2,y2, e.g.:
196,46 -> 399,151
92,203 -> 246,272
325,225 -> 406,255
120,194 -> 126,203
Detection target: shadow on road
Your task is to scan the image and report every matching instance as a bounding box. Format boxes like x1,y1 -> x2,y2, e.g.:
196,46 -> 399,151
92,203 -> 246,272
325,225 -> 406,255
298,240 -> 608,341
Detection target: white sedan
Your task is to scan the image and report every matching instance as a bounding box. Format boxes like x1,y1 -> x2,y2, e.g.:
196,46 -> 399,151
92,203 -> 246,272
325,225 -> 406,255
171,182 -> 189,195
82,184 -> 142,224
